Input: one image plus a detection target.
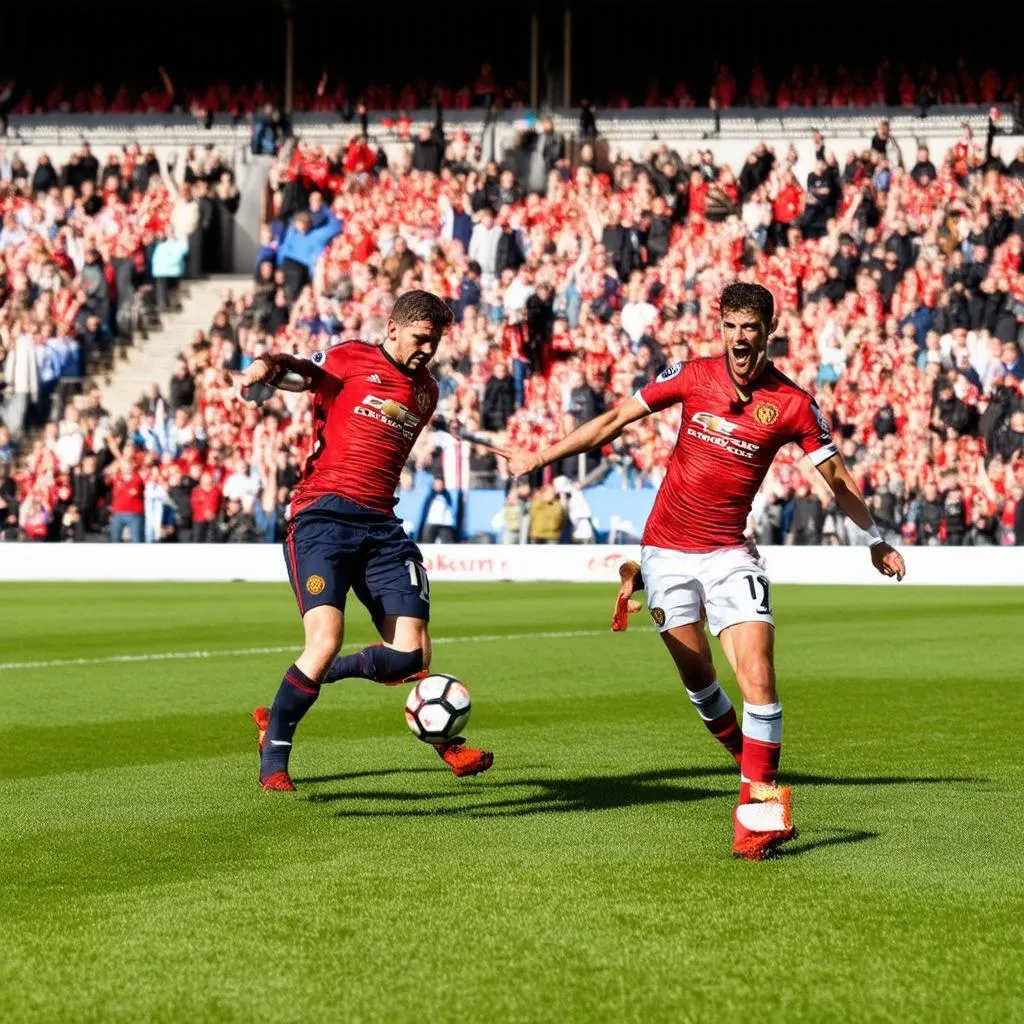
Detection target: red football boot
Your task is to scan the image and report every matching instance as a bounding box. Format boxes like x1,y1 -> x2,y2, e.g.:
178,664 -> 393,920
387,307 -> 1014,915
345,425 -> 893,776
260,771 -> 297,792
252,707 -> 296,792
731,784 -> 798,861
435,738 -> 494,777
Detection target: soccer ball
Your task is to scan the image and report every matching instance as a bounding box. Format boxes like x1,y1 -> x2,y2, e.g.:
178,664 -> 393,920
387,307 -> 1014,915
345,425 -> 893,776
405,674 -> 471,745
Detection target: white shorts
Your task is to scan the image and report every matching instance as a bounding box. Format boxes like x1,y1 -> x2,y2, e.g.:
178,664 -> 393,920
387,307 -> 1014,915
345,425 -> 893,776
640,544 -> 775,637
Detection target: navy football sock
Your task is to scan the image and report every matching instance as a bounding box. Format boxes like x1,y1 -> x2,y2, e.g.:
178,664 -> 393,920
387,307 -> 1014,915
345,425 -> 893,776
260,664 -> 320,777
322,645 -> 423,684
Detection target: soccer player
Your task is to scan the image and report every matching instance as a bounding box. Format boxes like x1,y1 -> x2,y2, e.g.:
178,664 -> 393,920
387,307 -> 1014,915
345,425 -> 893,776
237,290 -> 494,791
504,283 -> 906,859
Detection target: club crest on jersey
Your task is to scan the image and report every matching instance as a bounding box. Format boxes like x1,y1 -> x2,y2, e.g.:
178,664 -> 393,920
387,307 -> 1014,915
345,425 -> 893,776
311,351 -> 326,366
656,361 -> 683,383
692,411 -> 739,436
414,390 -> 431,413
306,574 -> 326,595
650,607 -> 666,627
754,401 -> 779,425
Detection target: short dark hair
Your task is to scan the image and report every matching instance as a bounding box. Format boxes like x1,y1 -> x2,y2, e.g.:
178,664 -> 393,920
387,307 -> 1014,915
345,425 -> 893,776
391,289 -> 455,329
720,283 -> 775,327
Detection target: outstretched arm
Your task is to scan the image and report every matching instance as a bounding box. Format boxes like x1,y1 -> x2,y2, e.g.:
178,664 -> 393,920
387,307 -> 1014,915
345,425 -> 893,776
506,397 -> 650,477
236,352 -> 324,400
816,454 -> 906,580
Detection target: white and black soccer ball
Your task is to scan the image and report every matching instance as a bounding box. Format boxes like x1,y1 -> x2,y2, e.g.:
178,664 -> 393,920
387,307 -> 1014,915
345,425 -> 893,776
405,673 -> 471,745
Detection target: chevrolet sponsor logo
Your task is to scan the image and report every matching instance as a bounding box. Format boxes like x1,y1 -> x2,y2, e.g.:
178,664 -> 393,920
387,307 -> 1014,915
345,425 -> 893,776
691,411 -> 739,436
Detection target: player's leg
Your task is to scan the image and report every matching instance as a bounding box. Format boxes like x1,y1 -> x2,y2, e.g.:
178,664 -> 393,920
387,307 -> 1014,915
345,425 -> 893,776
348,524 -> 492,776
255,516 -> 351,791
703,549 -> 794,859
642,546 -> 743,765
321,598 -> 430,685
660,623 -> 743,765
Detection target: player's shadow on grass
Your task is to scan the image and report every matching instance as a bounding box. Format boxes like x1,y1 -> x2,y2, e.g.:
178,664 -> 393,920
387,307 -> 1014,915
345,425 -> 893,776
774,829 -> 879,858
310,765 -> 738,818
306,765 -> 981,822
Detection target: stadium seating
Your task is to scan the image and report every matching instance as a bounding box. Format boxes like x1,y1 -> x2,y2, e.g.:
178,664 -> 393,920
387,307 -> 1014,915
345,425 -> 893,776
2,79 -> 1024,546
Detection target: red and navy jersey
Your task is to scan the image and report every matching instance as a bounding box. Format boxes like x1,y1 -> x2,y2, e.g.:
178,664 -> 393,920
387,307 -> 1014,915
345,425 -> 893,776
289,342 -> 438,517
637,357 -> 838,552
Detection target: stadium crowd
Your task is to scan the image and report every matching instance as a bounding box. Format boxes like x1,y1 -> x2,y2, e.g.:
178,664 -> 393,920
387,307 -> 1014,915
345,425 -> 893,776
2,58 -> 1023,120
2,108 -> 1024,546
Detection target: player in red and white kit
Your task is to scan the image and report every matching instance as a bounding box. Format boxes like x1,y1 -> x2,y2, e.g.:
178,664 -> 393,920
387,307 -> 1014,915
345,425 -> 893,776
237,290 -> 493,791
505,283 -> 906,859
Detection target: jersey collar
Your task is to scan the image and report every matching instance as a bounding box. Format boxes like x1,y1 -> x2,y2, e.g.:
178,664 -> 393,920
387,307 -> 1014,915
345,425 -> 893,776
379,342 -> 417,378
723,354 -> 773,403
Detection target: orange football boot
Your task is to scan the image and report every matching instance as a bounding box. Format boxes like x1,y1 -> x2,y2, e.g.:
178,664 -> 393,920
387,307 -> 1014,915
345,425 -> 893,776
252,706 -> 270,756
435,738 -> 494,777
611,560 -> 644,631
731,784 -> 798,861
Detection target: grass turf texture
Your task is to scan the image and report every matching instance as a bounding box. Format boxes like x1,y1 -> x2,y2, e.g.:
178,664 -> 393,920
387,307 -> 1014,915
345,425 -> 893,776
1,582 -> 1022,1024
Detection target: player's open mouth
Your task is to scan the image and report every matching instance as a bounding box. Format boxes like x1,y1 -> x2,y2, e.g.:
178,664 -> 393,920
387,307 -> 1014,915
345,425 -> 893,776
729,343 -> 754,376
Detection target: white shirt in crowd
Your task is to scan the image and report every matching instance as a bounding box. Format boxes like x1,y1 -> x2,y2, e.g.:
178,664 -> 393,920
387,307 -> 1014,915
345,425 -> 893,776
468,222 -> 501,277
55,424 -> 84,471
621,299 -> 658,343
503,277 -> 535,320
425,494 -> 454,527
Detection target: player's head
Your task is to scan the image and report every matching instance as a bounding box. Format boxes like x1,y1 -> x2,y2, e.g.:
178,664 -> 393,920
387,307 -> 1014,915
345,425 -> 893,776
385,290 -> 455,370
719,282 -> 778,390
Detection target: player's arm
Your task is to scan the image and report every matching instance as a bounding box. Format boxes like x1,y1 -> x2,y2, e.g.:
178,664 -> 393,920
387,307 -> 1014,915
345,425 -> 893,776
506,397 -> 650,477
815,454 -> 906,581
236,352 -> 324,400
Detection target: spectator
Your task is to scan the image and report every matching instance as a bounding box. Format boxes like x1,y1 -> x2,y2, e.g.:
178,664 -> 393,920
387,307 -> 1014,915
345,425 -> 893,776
190,470 -> 222,542
108,456 -> 145,543
529,483 -> 567,544
481,362 -> 515,431
418,477 -> 457,543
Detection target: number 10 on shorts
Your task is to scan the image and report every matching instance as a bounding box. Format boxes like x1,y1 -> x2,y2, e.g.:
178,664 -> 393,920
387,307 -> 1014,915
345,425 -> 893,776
745,574 -> 772,615
406,561 -> 430,603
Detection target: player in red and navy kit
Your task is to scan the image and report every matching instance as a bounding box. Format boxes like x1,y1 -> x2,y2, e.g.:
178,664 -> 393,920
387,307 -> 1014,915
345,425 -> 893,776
237,290 -> 493,791
505,283 -> 905,859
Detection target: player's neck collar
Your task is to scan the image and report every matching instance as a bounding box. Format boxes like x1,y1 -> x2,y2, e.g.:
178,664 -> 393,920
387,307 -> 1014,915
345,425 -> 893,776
725,356 -> 773,403
379,341 -> 416,377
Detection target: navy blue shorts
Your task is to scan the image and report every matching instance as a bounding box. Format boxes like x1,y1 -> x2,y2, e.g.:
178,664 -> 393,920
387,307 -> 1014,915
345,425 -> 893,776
284,495 -> 430,623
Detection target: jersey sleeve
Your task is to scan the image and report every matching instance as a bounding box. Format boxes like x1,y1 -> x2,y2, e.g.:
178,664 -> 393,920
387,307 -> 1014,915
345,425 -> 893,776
792,394 -> 839,466
635,361 -> 692,413
309,345 -> 352,382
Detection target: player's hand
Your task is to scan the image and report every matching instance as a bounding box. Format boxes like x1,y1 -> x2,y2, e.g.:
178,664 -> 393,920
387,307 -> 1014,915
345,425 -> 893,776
503,447 -> 542,478
871,542 -> 906,582
231,356 -> 275,405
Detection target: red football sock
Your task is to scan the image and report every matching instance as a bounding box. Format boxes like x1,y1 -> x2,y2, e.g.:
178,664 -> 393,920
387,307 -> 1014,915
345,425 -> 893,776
740,701 -> 782,804
686,682 -> 743,765
708,708 -> 743,766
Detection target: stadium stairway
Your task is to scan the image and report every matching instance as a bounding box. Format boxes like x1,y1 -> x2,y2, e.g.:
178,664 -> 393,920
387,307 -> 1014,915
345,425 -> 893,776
98,274 -> 252,416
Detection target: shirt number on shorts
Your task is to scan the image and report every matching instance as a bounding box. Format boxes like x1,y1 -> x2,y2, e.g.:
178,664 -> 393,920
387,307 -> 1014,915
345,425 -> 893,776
406,560 -> 430,603
744,574 -> 772,615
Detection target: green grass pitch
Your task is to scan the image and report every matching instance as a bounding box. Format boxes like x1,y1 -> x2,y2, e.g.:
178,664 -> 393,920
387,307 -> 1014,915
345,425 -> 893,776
1,581 -> 1022,1023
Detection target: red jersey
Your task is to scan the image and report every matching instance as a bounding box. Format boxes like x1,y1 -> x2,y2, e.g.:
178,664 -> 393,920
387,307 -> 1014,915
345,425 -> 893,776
289,341 -> 439,517
111,472 -> 145,515
637,358 -> 838,551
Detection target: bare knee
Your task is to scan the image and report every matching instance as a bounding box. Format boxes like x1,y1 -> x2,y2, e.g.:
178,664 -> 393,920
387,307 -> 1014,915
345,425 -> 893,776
734,658 -> 776,705
380,615 -> 430,668
661,625 -> 717,692
298,611 -> 344,681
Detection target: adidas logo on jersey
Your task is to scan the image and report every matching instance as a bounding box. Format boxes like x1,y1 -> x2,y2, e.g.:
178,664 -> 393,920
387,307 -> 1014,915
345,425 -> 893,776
366,373 -> 383,384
